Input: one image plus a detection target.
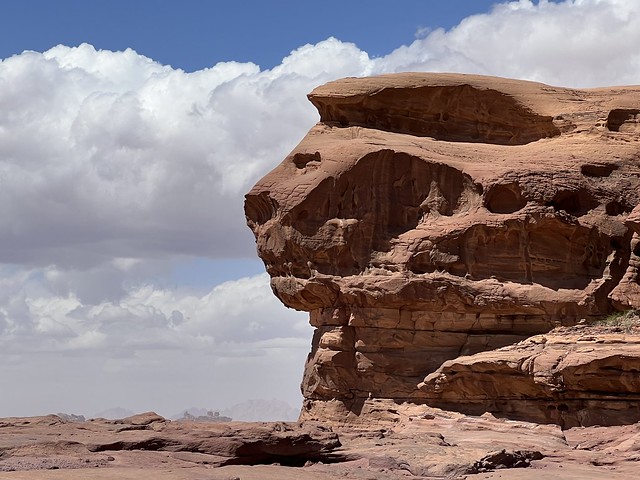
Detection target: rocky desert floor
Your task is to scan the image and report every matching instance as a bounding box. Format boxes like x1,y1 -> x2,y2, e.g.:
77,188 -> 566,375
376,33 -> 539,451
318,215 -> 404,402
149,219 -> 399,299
1,400 -> 639,480
2,322 -> 639,480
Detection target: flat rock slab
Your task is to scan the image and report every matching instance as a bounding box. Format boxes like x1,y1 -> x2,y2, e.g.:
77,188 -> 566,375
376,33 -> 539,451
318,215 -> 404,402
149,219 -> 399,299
0,413 -> 339,474
0,408 -> 638,479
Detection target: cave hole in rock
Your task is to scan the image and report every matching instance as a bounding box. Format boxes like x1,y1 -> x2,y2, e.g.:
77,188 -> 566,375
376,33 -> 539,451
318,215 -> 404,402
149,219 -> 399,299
485,183 -> 527,214
226,452 -> 353,468
581,163 -> 617,177
605,201 -> 626,216
606,108 -> 640,132
548,189 -> 598,217
293,151 -> 321,169
245,192 -> 279,225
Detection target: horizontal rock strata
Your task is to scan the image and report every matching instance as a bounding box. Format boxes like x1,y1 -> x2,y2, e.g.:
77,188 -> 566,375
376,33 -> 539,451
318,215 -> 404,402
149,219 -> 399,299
245,73 -> 640,424
419,325 -> 640,427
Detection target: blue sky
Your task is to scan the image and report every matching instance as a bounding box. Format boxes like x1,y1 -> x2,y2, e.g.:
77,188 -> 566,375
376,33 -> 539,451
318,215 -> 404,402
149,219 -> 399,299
3,1 -> 508,71
0,0 -> 638,419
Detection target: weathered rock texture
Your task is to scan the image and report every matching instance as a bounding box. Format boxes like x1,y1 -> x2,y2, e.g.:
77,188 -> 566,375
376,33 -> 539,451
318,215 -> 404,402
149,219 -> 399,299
245,73 -> 640,424
420,323 -> 640,427
3,409 -> 640,479
0,413 -> 341,474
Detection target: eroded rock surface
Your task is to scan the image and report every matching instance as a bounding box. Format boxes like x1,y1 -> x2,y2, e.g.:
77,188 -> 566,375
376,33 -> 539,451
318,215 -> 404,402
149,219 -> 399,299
420,323 -> 640,427
0,413 -> 340,474
1,410 -> 639,479
245,73 -> 640,422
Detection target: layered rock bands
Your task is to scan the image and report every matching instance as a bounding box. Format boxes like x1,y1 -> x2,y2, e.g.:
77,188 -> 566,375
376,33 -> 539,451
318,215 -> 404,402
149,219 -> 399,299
245,73 -> 640,427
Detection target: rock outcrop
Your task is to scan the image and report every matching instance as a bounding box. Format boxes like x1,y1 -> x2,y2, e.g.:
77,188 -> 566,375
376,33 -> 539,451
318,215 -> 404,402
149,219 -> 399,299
420,322 -> 640,427
245,73 -> 640,424
4,409 -> 640,479
0,413 -> 341,473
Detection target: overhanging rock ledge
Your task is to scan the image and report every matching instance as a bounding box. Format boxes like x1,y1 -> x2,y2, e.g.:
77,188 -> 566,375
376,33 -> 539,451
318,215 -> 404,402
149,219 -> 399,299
245,72 -> 640,426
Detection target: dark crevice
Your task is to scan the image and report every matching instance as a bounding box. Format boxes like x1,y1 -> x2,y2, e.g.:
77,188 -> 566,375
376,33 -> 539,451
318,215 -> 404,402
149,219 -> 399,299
292,151 -> 321,169
548,189 -> 599,217
485,183 -> 527,214
245,191 -> 279,225
221,452 -> 355,467
606,200 -> 626,216
581,163 -> 618,177
606,108 -> 640,132
88,434 -> 348,468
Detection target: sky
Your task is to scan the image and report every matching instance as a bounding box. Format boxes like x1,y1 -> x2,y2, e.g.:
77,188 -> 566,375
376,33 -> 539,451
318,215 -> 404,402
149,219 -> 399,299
0,0 -> 639,419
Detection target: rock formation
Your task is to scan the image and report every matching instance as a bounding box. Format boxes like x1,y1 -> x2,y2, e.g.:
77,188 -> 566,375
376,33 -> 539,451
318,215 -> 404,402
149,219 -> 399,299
245,73 -> 640,424
3,409 -> 640,479
420,320 -> 640,427
0,413 -> 341,476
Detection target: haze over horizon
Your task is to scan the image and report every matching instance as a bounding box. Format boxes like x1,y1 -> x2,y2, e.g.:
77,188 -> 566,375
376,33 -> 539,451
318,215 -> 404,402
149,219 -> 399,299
1,0 -> 639,419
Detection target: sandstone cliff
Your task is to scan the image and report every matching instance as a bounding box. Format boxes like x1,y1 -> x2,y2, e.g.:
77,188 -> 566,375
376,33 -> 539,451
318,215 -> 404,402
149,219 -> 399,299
420,318 -> 640,427
245,73 -> 640,425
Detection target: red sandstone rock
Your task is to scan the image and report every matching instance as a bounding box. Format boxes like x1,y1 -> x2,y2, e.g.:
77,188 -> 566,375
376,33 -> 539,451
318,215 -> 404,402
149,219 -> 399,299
245,73 -> 640,421
1,410 -> 639,479
0,414 -> 340,475
419,323 -> 640,427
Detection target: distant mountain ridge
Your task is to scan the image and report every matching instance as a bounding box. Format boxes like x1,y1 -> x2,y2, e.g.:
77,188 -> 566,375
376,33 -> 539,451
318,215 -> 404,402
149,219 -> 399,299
171,399 -> 298,422
91,407 -> 135,419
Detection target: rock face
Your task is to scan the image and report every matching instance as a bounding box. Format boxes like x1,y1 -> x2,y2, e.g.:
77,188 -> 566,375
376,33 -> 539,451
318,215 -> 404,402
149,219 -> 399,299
420,323 -> 640,427
244,73 -> 640,423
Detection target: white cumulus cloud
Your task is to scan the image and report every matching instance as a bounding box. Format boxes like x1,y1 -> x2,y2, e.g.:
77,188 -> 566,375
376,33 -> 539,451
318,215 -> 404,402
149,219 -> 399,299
0,40 -> 373,272
377,0 -> 640,87
0,0 -> 639,416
